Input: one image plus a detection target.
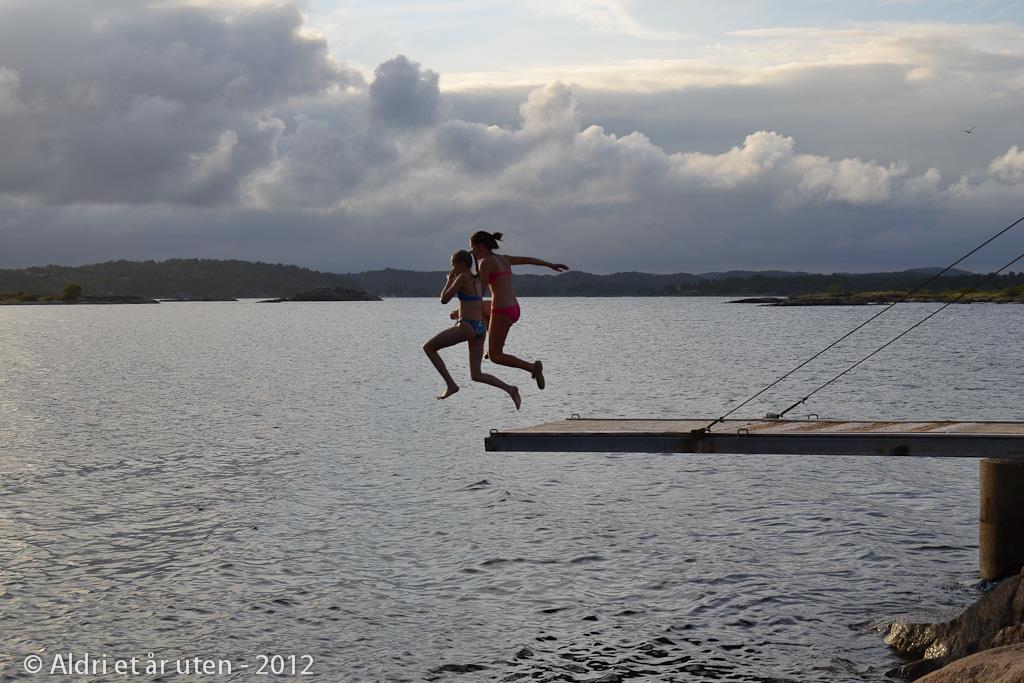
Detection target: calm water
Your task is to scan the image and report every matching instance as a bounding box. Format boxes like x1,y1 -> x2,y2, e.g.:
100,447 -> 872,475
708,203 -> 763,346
1,297 -> 1022,682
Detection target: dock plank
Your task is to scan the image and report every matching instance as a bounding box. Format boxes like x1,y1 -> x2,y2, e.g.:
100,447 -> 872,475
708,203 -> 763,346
485,418 -> 1024,457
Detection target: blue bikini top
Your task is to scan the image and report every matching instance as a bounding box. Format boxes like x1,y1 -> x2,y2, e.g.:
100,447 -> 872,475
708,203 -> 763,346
457,291 -> 482,301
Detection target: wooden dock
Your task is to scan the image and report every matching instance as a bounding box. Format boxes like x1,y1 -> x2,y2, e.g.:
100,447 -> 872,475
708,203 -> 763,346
485,418 -> 1024,457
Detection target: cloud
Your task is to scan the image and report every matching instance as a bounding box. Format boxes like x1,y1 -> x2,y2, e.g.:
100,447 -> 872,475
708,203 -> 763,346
440,22 -> 1024,92
988,145 -> 1024,184
0,67 -> 26,114
1,1 -> 1024,274
525,0 -> 685,40
0,0 -> 360,206
244,78 -> 1023,273
675,131 -> 795,188
369,55 -> 440,128
322,88 -> 933,215
519,82 -> 581,135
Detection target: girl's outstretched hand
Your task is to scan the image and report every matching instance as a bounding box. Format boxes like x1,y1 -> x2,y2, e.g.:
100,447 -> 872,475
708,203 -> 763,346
551,263 -> 569,272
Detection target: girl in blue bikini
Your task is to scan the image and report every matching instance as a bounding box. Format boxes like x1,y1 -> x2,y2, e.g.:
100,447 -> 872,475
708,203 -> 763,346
423,250 -> 522,409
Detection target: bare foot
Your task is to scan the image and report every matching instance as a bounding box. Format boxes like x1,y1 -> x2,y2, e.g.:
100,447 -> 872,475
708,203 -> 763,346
508,385 -> 521,410
437,385 -> 460,400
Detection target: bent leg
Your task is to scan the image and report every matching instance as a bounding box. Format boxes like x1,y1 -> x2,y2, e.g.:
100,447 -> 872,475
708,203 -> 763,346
487,313 -> 535,373
424,325 -> 472,398
470,337 -> 520,410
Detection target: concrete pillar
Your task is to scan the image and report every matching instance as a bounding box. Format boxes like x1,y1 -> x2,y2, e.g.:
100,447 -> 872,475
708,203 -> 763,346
980,458 -> 1024,581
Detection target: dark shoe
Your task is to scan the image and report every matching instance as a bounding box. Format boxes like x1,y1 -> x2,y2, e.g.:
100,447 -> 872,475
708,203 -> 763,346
532,360 -> 545,390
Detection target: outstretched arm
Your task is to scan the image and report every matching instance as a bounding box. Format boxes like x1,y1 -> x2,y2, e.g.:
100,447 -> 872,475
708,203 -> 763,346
506,255 -> 569,272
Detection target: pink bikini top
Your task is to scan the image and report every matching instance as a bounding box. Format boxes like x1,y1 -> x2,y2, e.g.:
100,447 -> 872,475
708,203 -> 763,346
488,271 -> 512,284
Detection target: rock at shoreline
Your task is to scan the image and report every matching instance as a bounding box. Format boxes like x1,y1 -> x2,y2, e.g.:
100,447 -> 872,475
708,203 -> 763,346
884,569 -> 1024,679
726,295 -> 891,306
80,295 -> 159,304
257,286 -> 381,303
774,296 -> 888,306
917,643 -> 1024,683
726,297 -> 784,304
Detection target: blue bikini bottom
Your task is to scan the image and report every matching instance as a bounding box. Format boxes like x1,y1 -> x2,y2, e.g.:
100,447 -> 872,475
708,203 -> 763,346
461,319 -> 487,339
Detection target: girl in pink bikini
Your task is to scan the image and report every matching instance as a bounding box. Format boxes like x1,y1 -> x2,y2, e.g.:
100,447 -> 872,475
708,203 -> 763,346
470,230 -> 569,389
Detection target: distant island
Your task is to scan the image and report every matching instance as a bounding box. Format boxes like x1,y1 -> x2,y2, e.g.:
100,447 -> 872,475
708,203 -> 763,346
731,287 -> 1024,306
0,259 -> 367,300
0,259 -> 1022,300
0,259 -> 378,302
0,283 -> 157,305
258,286 -> 382,303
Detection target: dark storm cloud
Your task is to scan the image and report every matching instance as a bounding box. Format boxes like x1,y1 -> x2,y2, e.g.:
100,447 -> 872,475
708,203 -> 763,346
0,0 -> 360,206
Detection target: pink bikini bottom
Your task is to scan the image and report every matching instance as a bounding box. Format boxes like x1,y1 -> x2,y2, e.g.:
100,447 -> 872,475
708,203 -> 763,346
491,303 -> 521,324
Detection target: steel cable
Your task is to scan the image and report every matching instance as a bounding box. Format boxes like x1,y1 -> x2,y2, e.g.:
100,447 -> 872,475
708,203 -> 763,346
703,212 -> 1024,431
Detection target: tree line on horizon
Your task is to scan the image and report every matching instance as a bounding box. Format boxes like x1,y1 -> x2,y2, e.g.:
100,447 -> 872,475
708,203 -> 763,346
0,259 -> 1021,299
0,259 -> 361,299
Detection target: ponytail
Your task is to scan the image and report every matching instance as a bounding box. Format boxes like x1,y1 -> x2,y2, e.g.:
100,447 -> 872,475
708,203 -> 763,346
470,230 -> 503,251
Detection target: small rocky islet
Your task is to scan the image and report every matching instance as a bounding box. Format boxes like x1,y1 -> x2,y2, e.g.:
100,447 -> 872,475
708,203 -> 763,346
257,286 -> 383,303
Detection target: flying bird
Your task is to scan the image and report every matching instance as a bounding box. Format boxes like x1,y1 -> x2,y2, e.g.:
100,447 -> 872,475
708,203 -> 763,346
963,125 -> 976,134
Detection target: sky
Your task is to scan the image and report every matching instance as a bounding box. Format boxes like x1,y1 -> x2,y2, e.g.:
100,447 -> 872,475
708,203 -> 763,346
1,0 -> 1023,273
